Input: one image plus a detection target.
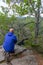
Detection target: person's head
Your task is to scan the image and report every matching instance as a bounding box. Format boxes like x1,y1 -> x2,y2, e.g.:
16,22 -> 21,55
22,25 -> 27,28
9,28 -> 14,33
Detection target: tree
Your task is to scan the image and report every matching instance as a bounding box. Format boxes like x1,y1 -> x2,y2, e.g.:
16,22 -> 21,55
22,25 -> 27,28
1,0 -> 41,44
14,0 -> 41,44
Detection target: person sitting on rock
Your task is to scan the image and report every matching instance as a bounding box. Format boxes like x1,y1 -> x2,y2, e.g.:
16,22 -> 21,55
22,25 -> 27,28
3,28 -> 17,63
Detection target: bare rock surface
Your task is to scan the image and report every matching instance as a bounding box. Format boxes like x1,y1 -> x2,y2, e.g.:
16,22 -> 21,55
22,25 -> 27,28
0,45 -> 26,62
0,45 -> 38,65
0,63 -> 7,65
0,49 -> 4,62
11,50 -> 38,65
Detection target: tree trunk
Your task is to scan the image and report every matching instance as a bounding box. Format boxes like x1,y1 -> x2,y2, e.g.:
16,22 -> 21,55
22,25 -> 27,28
34,8 -> 40,44
17,38 -> 28,45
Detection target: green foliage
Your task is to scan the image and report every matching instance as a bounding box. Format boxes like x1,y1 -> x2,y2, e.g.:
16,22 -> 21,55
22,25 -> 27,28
15,3 -> 28,15
1,6 -> 9,15
0,0 -> 42,54
31,43 -> 43,53
15,0 -> 41,15
0,12 -> 43,54
0,13 -> 16,45
6,0 -> 10,4
37,0 -> 41,7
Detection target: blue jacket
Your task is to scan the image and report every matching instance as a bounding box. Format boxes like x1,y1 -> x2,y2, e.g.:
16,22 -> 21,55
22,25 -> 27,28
3,32 -> 17,52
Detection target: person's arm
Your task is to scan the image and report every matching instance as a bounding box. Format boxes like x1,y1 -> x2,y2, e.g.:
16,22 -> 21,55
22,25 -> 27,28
13,35 -> 17,43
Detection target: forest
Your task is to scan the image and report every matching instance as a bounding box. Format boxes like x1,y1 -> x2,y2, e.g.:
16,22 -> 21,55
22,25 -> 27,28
0,0 -> 43,53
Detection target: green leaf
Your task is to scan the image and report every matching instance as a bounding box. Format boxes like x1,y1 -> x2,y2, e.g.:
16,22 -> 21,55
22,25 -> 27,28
24,0 -> 28,3
6,0 -> 10,4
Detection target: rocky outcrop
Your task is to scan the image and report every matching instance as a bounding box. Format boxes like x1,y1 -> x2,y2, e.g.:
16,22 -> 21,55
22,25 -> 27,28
0,45 -> 26,63
0,45 -> 38,65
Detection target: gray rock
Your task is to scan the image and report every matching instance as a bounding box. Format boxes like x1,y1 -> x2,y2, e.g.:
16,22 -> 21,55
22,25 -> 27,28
0,63 -> 7,65
0,49 -> 4,62
0,45 -> 38,65
11,52 -> 38,65
29,61 -> 38,65
22,50 -> 33,55
15,45 -> 26,54
0,45 -> 26,62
